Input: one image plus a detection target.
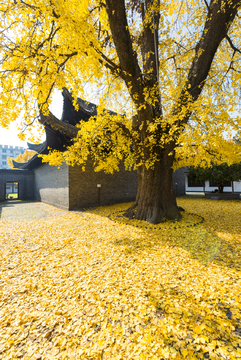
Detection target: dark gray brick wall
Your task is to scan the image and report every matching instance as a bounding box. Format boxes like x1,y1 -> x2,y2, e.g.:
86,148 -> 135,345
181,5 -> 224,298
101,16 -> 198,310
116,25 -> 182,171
0,164 -> 187,209
69,160 -> 138,210
34,163 -> 69,210
173,167 -> 187,196
0,170 -> 34,202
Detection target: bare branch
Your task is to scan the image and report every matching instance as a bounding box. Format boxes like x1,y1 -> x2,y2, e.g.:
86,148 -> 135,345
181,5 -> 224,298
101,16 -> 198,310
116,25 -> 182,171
226,35 -> 241,54
19,0 -> 38,10
203,0 -> 210,12
57,51 -> 78,69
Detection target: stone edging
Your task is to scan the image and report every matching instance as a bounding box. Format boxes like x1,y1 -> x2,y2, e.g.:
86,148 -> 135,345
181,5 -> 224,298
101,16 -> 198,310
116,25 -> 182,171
108,210 -> 204,230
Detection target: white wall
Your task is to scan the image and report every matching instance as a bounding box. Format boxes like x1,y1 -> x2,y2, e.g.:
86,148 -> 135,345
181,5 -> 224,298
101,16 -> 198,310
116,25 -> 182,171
185,174 -> 204,192
185,174 -> 241,193
234,181 -> 241,192
204,181 -> 232,192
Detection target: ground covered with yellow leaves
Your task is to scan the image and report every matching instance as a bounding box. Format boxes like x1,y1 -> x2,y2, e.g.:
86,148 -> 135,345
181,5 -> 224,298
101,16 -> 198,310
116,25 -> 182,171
0,197 -> 240,359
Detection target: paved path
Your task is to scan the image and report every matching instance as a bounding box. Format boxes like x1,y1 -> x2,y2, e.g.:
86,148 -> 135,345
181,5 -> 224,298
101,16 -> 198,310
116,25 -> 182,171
0,201 -> 66,222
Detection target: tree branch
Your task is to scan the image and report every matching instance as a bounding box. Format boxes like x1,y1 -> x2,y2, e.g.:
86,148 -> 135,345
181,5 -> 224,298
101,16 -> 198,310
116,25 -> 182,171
94,47 -> 123,77
203,0 -> 210,12
105,0 -> 143,105
173,0 -> 241,130
226,34 -> 241,54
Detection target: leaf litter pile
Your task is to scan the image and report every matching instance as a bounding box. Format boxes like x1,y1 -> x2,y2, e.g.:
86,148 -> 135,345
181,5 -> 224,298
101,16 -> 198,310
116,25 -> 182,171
0,198 -> 240,359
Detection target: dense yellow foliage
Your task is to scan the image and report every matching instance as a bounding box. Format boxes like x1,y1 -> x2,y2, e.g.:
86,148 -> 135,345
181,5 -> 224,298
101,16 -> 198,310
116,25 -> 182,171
0,198 -> 240,359
0,1 -> 241,171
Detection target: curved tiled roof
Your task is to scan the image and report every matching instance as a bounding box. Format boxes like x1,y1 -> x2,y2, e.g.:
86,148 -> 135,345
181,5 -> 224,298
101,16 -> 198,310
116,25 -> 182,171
61,88 -> 97,125
27,142 -> 45,152
13,89 -> 117,170
12,141 -> 47,170
61,88 -> 117,125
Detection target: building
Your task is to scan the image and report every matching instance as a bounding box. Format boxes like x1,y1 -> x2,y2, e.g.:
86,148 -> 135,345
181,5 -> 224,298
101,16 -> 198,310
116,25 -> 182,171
0,145 -> 25,169
0,89 -> 138,208
185,172 -> 241,196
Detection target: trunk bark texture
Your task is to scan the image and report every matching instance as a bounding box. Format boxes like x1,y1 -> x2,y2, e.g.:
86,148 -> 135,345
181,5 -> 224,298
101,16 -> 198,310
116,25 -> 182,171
125,145 -> 181,224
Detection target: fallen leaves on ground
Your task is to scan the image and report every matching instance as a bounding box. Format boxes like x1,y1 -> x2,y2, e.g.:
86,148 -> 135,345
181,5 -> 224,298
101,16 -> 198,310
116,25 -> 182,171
0,198 -> 240,359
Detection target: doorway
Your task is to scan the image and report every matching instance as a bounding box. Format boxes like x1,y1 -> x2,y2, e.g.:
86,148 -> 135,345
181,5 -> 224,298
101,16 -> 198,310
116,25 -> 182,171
5,182 -> 19,200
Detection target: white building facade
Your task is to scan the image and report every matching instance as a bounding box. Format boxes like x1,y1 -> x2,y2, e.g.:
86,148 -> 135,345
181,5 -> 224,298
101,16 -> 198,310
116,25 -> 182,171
185,173 -> 241,194
0,145 -> 25,169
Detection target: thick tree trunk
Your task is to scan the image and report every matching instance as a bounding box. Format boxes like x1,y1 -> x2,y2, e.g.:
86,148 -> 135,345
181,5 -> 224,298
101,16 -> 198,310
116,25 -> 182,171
125,148 -> 181,224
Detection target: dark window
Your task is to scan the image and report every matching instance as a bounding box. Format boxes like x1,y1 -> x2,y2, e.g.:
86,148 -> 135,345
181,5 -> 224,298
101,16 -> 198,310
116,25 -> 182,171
209,181 -> 231,187
2,149 -> 7,153
188,177 -> 205,187
2,155 -> 7,159
2,161 -> 6,165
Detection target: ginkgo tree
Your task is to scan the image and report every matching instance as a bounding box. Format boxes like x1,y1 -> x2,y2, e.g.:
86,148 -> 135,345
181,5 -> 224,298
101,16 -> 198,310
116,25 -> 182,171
0,0 -> 241,223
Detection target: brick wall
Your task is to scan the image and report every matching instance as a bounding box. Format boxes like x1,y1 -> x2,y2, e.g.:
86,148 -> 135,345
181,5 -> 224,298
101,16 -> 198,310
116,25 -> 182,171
0,163 -> 186,209
68,160 -> 138,210
0,169 -> 34,202
34,163 -> 69,210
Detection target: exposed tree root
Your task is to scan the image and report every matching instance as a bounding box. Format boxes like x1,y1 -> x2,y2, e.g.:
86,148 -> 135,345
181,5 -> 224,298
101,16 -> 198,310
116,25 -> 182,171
123,202 -> 138,219
124,202 -> 182,224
